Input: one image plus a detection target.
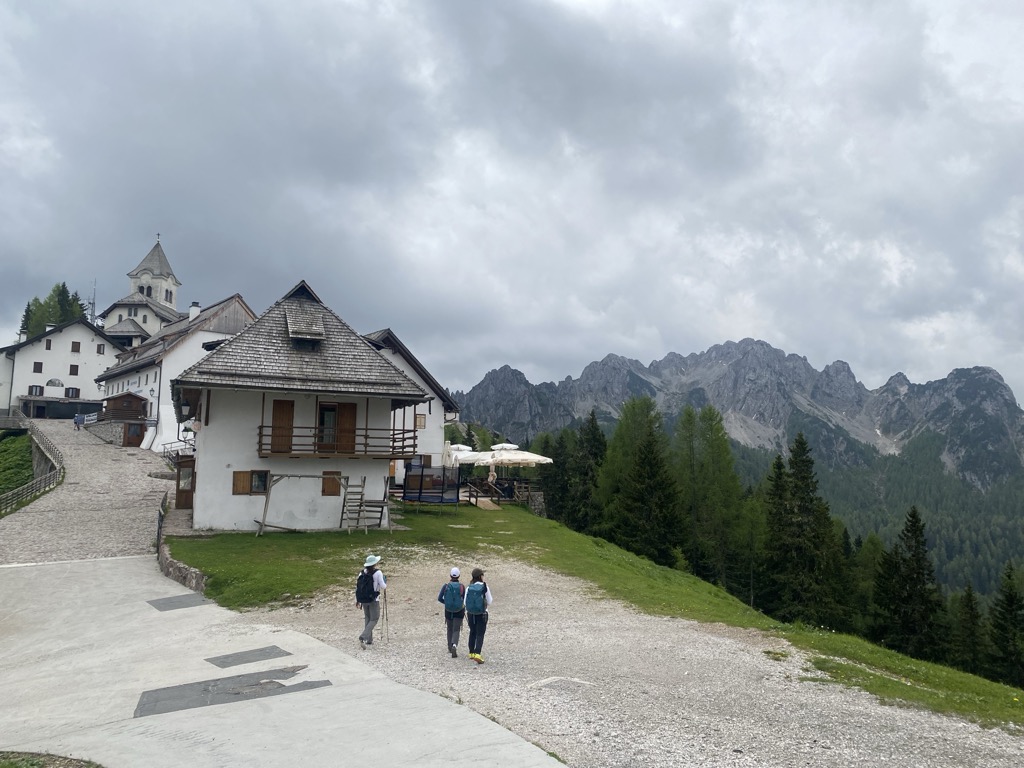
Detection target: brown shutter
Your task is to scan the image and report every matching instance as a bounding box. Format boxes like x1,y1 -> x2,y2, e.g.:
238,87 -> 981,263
232,471 -> 250,495
322,471 -> 342,497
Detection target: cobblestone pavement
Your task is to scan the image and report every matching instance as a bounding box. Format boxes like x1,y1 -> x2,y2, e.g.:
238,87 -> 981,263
0,419 -> 173,564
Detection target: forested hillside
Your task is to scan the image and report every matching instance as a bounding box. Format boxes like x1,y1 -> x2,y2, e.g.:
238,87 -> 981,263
516,397 -> 1024,689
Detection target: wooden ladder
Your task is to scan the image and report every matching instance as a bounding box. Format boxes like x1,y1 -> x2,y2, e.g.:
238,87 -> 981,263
342,476 -> 366,533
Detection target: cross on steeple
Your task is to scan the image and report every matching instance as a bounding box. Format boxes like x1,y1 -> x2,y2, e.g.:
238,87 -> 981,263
156,232 -> 160,242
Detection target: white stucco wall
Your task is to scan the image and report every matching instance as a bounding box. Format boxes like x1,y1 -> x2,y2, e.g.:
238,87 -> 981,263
376,347 -> 454,480
191,388 -> 393,531
7,326 -> 113,412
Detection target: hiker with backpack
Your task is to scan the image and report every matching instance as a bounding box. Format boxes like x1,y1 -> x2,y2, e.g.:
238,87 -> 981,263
355,554 -> 386,648
437,567 -> 466,657
464,567 -> 493,664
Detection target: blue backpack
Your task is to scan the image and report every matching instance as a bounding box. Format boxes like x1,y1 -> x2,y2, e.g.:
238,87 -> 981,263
465,582 -> 487,614
443,582 -> 464,612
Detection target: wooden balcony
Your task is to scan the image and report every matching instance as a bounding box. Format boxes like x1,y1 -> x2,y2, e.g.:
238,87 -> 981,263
257,425 -> 418,459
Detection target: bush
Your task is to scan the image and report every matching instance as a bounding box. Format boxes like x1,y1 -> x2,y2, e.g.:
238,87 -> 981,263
0,434 -> 34,494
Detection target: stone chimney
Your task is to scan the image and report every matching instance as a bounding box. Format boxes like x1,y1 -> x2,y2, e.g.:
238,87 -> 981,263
189,301 -> 201,321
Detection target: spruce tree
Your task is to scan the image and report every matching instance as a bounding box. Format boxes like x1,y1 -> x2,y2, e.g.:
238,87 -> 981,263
564,411 -> 606,534
761,434 -> 848,628
988,563 -> 1024,687
950,584 -> 985,675
873,507 -> 945,660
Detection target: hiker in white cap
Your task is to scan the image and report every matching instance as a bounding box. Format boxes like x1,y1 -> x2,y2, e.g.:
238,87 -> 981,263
436,567 -> 466,657
355,554 -> 386,647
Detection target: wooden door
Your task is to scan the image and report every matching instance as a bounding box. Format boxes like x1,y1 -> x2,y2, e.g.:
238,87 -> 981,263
175,456 -> 195,509
124,422 -> 144,447
271,399 -> 294,454
338,403 -> 357,453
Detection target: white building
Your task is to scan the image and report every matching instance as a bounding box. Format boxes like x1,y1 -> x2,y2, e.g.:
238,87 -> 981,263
363,328 -> 460,483
171,281 -> 430,531
97,241 -> 185,348
95,294 -> 256,451
0,318 -> 124,418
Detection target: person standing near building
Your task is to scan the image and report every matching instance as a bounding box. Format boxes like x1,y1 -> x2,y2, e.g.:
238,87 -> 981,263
437,567 -> 466,657
355,554 -> 386,648
465,567 -> 493,663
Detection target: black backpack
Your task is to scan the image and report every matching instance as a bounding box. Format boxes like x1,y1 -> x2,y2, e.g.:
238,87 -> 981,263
356,569 -> 378,604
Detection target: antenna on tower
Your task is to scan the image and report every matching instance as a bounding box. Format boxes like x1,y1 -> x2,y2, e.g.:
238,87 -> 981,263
89,279 -> 97,324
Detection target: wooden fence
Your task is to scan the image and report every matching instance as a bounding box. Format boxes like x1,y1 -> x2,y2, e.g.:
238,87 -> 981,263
0,413 -> 66,516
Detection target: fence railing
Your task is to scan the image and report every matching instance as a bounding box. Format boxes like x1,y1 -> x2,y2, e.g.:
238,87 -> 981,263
0,414 -> 66,516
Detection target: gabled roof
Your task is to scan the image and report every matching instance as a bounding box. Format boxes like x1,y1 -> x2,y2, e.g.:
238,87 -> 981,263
1,317 -> 126,357
96,294 -> 256,382
97,293 -> 185,323
128,241 -> 180,285
102,318 -> 151,339
173,281 -> 429,403
364,328 -> 460,414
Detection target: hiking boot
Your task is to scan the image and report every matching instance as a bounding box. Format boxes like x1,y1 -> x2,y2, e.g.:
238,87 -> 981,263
451,645 -> 458,658
474,654 -> 484,664
359,638 -> 365,650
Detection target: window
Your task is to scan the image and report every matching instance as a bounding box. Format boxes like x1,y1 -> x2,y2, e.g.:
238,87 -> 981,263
33,362 -> 42,373
142,314 -> 147,324
65,387 -> 80,398
28,385 -> 43,396
128,307 -> 138,318
46,378 -> 63,387
322,471 -> 342,496
415,414 -> 427,430
71,341 -> 81,353
69,365 -> 79,376
118,314 -> 123,322
232,470 -> 270,495
146,286 -> 152,297
138,286 -> 145,294
97,344 -> 105,354
45,339 -> 52,350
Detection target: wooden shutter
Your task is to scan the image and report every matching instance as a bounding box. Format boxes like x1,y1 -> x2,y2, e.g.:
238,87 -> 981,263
232,471 -> 250,495
338,403 -> 356,453
271,399 -> 294,453
322,471 -> 342,496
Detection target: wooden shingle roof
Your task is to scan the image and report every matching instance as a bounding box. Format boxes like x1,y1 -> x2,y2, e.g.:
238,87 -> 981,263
174,281 -> 429,403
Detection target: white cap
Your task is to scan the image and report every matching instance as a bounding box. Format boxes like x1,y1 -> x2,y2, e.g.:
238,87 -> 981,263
450,567 -> 460,578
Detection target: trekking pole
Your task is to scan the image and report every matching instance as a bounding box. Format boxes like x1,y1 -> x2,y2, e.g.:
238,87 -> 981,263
383,592 -> 390,644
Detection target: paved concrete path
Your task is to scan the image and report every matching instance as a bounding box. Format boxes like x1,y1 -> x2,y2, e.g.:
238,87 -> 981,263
0,419 -> 561,767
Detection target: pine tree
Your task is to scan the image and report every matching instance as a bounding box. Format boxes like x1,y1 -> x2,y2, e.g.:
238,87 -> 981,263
761,434 -> 848,627
988,563 -> 1024,687
873,507 -> 945,660
564,411 -> 606,534
949,584 -> 986,675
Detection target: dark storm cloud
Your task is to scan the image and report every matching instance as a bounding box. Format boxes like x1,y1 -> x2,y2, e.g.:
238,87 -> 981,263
2,0 -> 1023,401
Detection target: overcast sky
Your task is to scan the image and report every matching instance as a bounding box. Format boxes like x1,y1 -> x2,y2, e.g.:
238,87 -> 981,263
3,1 -> 1023,400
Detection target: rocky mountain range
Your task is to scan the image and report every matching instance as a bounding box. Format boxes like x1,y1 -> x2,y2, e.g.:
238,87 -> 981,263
454,338 -> 1024,491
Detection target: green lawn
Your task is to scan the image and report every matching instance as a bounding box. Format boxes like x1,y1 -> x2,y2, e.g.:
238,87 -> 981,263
167,501 -> 1024,732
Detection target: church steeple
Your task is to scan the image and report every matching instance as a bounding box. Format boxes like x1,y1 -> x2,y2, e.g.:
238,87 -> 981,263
127,240 -> 182,310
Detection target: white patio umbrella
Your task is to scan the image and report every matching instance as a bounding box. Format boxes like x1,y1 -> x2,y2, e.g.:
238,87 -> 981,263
476,448 -> 553,468
490,442 -> 519,451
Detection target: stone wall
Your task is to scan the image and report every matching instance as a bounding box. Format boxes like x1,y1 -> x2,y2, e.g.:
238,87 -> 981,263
158,541 -> 208,593
85,421 -> 123,445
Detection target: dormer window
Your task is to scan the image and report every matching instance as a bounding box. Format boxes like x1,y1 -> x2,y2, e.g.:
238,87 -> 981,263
293,338 -> 321,352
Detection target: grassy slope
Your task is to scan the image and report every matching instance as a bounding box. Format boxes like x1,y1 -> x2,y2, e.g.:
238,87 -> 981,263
167,502 -> 1024,732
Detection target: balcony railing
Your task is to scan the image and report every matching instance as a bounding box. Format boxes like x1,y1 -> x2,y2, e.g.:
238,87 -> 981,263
257,425 -> 418,459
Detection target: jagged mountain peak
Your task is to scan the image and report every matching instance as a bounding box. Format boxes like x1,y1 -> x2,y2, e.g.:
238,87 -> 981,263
456,341 -> 1024,489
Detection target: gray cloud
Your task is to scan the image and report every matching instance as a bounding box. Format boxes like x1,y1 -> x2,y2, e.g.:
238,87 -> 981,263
2,0 -> 1023,403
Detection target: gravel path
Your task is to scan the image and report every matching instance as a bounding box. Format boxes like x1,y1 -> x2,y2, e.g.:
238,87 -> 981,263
0,418 -> 172,564
4,421 -> 1022,766
238,545 -> 1024,768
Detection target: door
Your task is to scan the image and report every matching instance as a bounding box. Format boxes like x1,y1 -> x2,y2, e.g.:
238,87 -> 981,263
124,422 -> 144,447
317,403 -> 338,452
338,402 -> 357,453
270,399 -> 294,454
175,456 -> 195,510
